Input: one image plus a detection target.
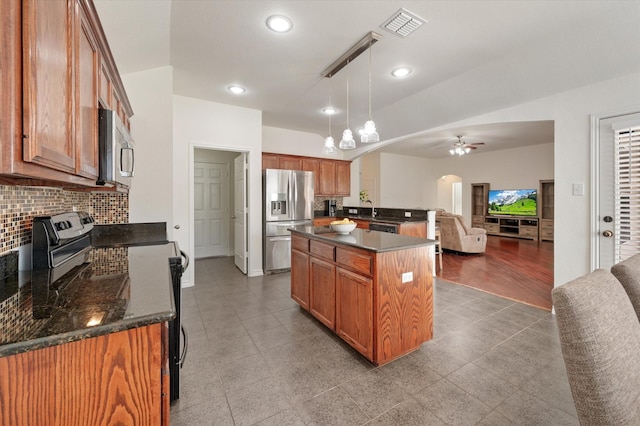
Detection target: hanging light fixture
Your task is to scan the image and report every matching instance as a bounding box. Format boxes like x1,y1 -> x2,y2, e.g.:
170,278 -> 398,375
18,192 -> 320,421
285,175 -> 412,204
361,43 -> 379,143
322,74 -> 337,155
339,60 -> 356,150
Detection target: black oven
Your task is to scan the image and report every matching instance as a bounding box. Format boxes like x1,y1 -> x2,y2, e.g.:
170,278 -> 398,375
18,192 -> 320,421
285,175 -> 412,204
369,222 -> 399,233
169,249 -> 189,402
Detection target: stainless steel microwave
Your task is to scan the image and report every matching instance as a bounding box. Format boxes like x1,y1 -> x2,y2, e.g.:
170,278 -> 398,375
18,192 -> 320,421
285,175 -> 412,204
97,108 -> 134,187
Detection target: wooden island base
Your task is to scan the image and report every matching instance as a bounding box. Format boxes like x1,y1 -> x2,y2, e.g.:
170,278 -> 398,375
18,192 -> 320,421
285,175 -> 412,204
290,228 -> 434,366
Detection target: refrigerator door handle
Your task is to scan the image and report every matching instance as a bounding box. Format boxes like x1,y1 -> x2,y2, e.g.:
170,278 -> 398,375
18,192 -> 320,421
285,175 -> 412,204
268,236 -> 291,242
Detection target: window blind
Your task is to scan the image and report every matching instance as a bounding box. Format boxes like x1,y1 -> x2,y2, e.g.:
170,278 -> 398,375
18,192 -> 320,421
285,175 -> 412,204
614,124 -> 640,262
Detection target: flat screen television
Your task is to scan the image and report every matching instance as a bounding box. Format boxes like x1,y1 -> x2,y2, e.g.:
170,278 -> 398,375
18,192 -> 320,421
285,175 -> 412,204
487,189 -> 537,216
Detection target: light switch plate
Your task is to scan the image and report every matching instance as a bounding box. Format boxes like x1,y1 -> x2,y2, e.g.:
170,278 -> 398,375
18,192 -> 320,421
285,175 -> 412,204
402,272 -> 413,283
573,183 -> 584,196
404,211 -> 411,217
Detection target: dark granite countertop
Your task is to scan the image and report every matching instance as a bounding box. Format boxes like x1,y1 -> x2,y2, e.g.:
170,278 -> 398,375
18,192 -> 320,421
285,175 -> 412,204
314,215 -> 428,224
0,241 -> 178,357
289,226 -> 436,253
92,223 -> 168,247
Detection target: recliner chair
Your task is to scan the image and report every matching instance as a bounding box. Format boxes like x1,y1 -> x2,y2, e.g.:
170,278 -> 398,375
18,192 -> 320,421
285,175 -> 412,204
436,212 -> 487,253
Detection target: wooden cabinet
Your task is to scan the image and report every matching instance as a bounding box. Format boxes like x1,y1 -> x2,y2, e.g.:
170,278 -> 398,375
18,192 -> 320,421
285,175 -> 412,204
484,216 -> 539,240
291,235 -> 310,310
471,183 -> 490,228
0,323 -> 169,426
262,153 -> 351,196
539,179 -> 554,241
291,230 -> 433,365
0,0 -> 133,188
309,256 -> 336,330
336,267 -> 373,360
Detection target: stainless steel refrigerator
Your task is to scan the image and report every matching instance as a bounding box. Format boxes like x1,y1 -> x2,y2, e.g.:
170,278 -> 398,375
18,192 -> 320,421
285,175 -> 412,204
263,169 -> 314,272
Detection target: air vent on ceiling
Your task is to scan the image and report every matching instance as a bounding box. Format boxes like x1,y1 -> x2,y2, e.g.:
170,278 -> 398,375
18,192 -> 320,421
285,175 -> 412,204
380,8 -> 426,38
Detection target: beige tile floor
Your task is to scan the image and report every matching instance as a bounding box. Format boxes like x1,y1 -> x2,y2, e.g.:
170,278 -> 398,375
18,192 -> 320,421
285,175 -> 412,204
170,256 -> 577,425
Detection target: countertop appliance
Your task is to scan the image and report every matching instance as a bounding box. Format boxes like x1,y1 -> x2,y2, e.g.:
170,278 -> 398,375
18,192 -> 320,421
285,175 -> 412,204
31,213 -> 188,403
97,108 -> 135,187
326,199 -> 337,217
263,169 -> 314,272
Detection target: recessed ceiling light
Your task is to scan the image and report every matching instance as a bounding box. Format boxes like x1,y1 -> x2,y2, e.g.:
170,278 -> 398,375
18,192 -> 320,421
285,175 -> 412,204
322,107 -> 337,115
391,67 -> 412,78
266,15 -> 293,33
228,85 -> 246,94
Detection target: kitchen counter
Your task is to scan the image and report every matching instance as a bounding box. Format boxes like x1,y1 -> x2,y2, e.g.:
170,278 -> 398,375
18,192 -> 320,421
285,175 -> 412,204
314,214 -> 428,224
92,222 -> 168,247
290,226 -> 436,252
0,241 -> 178,357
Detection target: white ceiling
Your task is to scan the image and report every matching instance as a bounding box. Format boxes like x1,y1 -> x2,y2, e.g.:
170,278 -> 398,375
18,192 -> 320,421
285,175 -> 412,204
94,1 -> 640,159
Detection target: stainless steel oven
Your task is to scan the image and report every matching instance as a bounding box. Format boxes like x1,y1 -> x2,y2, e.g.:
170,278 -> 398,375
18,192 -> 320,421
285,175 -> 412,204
369,222 -> 399,233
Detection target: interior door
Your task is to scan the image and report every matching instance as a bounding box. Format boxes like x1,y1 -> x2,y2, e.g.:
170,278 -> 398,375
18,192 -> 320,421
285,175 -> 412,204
234,153 -> 248,274
596,112 -> 640,269
194,162 -> 229,258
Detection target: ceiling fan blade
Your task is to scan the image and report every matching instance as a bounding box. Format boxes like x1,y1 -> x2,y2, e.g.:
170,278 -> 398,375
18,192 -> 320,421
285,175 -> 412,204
470,142 -> 485,146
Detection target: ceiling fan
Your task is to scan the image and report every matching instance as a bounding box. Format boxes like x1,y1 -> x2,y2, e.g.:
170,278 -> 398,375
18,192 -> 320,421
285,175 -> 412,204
449,135 -> 485,156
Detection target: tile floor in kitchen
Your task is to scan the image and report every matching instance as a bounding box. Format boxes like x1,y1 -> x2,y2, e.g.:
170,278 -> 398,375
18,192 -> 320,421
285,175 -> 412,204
170,256 -> 578,425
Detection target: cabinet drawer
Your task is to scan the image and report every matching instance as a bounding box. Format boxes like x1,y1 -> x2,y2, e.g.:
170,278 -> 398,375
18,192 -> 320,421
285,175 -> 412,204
540,220 -> 554,230
310,240 -> 335,261
292,234 -> 309,252
472,217 -> 484,228
519,227 -> 538,237
540,227 -> 554,238
336,247 -> 372,277
485,223 -> 499,233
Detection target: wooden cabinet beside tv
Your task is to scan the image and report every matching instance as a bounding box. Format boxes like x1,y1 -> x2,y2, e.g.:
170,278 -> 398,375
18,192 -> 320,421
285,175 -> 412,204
471,183 -> 489,228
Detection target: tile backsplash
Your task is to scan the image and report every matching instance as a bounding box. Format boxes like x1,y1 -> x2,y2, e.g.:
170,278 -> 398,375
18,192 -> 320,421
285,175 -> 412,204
0,185 -> 128,256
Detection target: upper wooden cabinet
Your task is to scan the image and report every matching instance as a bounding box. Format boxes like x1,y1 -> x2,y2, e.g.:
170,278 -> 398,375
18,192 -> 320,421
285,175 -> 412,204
262,152 -> 351,196
0,0 -> 133,187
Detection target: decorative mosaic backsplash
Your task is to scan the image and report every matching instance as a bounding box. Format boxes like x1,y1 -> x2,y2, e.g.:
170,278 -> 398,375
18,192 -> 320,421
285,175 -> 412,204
0,185 -> 129,256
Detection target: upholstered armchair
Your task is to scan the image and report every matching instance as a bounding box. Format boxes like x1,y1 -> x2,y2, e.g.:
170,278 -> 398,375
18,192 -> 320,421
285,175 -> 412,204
436,212 -> 487,253
552,269 -> 640,425
611,253 -> 640,320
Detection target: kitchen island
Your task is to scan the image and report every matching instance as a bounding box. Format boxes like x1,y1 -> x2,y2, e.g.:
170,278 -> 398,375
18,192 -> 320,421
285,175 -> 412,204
289,226 -> 436,365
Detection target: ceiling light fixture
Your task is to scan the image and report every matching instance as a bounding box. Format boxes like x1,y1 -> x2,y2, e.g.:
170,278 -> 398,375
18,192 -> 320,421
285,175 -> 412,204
228,85 -> 246,94
391,67 -> 412,78
361,42 -> 379,143
266,15 -> 293,33
323,81 -> 337,155
339,60 -> 355,150
449,135 -> 484,156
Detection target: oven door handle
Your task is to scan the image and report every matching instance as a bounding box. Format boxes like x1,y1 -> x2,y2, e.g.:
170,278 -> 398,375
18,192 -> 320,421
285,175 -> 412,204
180,250 -> 189,272
178,325 -> 188,368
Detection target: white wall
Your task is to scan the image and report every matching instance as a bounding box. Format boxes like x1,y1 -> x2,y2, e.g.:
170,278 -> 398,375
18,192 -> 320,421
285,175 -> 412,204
121,66 -> 174,227
173,95 -> 263,280
437,175 -> 462,212
262,126 -> 344,159
379,153 -> 438,209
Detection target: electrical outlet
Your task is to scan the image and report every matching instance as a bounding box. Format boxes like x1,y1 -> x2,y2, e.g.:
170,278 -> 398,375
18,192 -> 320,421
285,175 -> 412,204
404,211 -> 411,218
401,272 -> 413,283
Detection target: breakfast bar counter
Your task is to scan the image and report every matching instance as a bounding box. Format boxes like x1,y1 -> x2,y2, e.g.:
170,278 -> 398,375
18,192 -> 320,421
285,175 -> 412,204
289,226 -> 436,365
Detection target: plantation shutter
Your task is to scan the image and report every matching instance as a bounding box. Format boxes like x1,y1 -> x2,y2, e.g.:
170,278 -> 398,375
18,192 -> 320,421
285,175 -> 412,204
614,123 -> 640,262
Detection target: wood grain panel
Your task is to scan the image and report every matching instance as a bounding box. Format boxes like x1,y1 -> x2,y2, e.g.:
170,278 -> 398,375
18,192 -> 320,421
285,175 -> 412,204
310,240 -> 335,262
291,248 -> 310,311
313,217 -> 334,227
335,161 -> 350,195
301,158 -> 320,194
279,156 -> 302,171
319,160 -> 336,195
398,222 -> 427,238
309,257 -> 336,330
291,234 -> 309,252
375,247 -> 433,364
22,0 -> 76,173
336,246 -> 372,277
261,153 -> 279,170
336,267 -> 373,359
0,324 -> 163,426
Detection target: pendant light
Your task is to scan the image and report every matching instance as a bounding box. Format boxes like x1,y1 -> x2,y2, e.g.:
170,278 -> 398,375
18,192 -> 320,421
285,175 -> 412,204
322,105 -> 337,156
361,43 -> 379,143
339,60 -> 356,150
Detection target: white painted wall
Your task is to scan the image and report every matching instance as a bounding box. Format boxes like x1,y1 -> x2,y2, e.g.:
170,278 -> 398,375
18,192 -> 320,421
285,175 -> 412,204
360,152 -> 380,207
121,66 -> 174,228
173,95 -> 263,281
437,175 -> 463,212
262,126 -> 345,159
379,153 -> 438,209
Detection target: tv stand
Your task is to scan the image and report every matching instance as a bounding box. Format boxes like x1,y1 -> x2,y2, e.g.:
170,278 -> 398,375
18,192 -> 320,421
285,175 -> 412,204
484,216 -> 539,240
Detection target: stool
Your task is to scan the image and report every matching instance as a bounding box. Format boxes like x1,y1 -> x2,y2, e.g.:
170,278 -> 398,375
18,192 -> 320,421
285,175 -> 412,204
434,228 -> 443,272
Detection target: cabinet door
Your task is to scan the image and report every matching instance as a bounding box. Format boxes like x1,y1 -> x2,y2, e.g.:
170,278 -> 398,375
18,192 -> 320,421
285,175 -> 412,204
291,249 -> 310,310
335,161 -> 351,195
279,156 -> 302,171
319,160 -> 336,195
99,60 -> 112,108
262,153 -> 279,170
302,158 -> 321,194
309,257 -> 336,330
22,0 -> 76,173
75,2 -> 99,178
336,267 -> 373,359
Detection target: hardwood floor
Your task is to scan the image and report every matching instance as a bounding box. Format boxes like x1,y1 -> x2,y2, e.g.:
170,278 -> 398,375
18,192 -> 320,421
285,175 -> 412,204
438,235 -> 554,311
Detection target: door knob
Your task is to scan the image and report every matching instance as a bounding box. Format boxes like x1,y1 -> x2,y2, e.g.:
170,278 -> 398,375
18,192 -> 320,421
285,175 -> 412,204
602,230 -> 613,238
174,225 -> 180,229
